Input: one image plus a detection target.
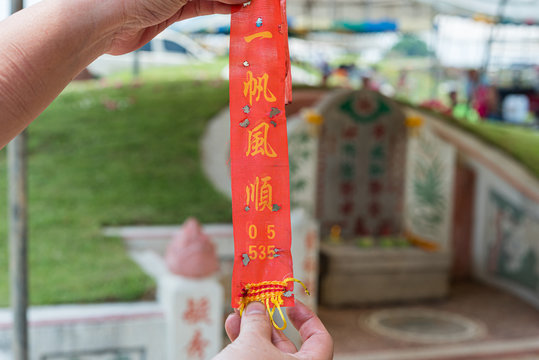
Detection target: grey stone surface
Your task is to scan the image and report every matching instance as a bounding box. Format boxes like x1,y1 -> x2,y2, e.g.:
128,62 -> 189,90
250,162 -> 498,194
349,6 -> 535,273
320,244 -> 451,306
364,308 -> 486,344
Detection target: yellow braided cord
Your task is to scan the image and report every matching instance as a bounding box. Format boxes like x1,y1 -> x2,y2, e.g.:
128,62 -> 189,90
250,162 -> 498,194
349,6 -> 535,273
238,278 -> 310,330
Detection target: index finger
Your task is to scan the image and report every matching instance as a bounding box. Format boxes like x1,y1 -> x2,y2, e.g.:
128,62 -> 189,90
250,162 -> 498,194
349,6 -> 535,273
286,301 -> 334,360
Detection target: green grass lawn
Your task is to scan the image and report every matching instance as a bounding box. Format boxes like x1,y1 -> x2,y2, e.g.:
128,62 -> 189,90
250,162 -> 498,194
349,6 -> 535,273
102,57 -> 229,84
459,121 -> 539,179
0,78 -> 232,306
1,59 -> 536,307
399,98 -> 539,180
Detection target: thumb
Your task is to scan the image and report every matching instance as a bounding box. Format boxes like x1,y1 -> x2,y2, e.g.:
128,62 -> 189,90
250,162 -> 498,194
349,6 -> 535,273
238,302 -> 272,340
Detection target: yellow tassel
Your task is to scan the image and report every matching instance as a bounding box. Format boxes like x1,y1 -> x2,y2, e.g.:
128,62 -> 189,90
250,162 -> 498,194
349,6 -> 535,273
238,278 -> 310,330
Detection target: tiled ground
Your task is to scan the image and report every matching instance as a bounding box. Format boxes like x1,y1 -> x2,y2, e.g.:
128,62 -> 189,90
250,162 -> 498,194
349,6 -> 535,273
320,281 -> 539,359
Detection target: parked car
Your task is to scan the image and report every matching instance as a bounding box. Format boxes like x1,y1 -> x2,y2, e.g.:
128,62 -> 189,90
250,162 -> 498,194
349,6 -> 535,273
87,29 -> 215,77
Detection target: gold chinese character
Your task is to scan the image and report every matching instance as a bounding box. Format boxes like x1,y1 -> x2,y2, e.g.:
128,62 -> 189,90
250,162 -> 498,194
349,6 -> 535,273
246,176 -> 273,212
246,122 -> 277,158
244,31 -> 273,43
243,71 -> 277,106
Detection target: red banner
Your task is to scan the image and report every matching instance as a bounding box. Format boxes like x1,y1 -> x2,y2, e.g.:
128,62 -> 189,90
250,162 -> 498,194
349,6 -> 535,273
229,0 -> 299,327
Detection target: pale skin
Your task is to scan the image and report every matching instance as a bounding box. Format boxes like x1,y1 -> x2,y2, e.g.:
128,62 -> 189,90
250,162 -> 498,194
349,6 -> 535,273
218,301 -> 334,360
0,0 -> 334,358
0,0 -> 242,148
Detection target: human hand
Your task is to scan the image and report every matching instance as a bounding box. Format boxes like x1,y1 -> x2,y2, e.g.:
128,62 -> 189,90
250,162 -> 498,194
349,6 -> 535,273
0,0 -> 245,148
214,300 -> 334,360
106,0 -> 245,55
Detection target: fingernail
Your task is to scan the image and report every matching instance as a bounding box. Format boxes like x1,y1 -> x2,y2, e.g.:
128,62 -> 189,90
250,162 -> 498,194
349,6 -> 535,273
244,301 -> 265,315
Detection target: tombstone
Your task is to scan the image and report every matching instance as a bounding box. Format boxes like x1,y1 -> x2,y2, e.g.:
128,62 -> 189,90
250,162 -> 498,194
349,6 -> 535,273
313,92 -> 452,306
316,89 -> 407,238
288,109 -> 323,216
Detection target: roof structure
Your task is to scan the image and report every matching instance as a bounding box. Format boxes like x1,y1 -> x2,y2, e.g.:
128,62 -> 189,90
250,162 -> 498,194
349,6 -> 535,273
415,0 -> 539,24
286,0 -> 435,31
285,0 -> 539,31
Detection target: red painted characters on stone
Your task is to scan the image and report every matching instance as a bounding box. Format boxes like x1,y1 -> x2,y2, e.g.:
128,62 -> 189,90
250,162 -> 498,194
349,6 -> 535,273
186,329 -> 209,359
183,297 -> 211,325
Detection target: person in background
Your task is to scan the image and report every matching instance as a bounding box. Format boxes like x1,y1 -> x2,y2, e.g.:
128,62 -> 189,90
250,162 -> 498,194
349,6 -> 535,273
396,68 -> 408,94
360,68 -> 377,91
0,1 -> 333,359
466,69 -> 499,119
449,89 -> 458,109
320,60 -> 332,87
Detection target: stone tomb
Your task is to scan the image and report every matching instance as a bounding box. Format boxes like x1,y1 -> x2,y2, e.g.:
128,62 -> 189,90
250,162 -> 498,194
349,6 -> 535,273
320,243 -> 450,306
290,90 -> 451,306
316,89 -> 406,238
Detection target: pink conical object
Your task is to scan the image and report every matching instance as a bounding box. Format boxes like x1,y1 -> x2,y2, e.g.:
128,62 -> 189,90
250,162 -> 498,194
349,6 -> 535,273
165,218 -> 219,278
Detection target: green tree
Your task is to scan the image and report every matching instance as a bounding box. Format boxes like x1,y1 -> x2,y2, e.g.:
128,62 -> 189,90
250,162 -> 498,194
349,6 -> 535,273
391,34 -> 429,57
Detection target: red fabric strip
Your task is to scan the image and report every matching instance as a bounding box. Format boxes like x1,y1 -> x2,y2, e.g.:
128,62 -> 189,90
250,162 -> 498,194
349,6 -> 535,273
229,0 -> 294,308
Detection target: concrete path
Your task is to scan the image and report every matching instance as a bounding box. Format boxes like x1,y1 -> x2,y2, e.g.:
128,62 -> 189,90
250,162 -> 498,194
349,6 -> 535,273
324,281 -> 539,359
335,338 -> 539,360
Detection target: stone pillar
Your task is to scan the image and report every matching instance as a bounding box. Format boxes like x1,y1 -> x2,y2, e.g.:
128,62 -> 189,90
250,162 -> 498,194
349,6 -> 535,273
290,209 -> 319,312
282,209 -> 320,347
161,218 -> 223,360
